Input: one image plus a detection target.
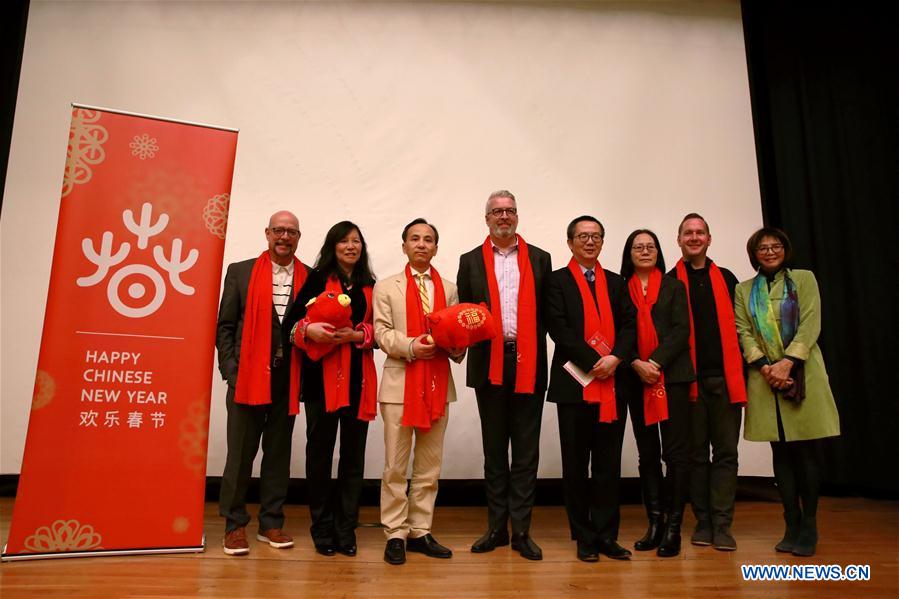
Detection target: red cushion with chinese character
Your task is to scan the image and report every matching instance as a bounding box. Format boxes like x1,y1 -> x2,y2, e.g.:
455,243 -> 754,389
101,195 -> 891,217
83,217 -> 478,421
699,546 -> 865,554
425,302 -> 496,351
301,291 -> 352,361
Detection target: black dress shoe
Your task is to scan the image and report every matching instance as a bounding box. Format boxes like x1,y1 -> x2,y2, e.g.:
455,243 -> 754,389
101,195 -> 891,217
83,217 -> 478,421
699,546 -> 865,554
597,539 -> 632,560
336,544 -> 357,557
384,538 -> 406,565
407,534 -> 453,558
314,543 -> 336,556
471,529 -> 510,553
576,541 -> 599,562
511,532 -> 543,561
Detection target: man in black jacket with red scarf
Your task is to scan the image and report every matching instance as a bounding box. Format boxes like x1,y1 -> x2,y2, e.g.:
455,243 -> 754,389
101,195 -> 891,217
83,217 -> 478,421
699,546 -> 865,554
457,190 -> 552,560
544,215 -> 636,562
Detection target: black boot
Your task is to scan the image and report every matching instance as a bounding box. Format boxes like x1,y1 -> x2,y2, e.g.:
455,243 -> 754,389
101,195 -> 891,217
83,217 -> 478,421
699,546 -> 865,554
772,441 -> 802,553
634,512 -> 664,551
657,510 -> 682,557
775,509 -> 801,553
635,462 -> 664,551
792,515 -> 817,557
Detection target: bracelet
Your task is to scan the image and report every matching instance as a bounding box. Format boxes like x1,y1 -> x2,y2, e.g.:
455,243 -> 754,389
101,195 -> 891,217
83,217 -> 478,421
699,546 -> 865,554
408,339 -> 416,361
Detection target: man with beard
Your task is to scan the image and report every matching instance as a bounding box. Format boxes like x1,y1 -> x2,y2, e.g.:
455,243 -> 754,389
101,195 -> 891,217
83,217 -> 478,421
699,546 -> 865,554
457,190 -> 552,560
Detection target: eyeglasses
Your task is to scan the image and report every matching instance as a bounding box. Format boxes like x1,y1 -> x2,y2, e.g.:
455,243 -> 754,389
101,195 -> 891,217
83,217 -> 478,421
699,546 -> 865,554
488,208 -> 518,217
574,233 -> 603,243
756,243 -> 784,254
631,244 -> 657,253
270,227 -> 300,239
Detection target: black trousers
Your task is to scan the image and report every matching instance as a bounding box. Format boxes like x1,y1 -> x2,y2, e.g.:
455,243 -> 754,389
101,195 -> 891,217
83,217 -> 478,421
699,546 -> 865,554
475,345 -> 544,535
623,379 -> 692,515
304,399 -> 369,547
556,395 -> 627,546
689,375 -> 743,529
219,362 -> 295,533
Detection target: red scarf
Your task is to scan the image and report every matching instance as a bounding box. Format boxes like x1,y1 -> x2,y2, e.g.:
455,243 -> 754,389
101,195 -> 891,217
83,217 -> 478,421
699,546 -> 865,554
481,235 -> 538,393
403,264 -> 450,430
235,252 -> 306,416
628,269 -> 669,425
320,277 -> 378,421
568,259 -> 617,422
675,260 -> 747,405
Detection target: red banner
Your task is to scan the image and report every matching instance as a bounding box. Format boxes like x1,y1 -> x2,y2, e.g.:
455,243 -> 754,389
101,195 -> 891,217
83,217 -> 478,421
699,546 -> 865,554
3,106 -> 237,559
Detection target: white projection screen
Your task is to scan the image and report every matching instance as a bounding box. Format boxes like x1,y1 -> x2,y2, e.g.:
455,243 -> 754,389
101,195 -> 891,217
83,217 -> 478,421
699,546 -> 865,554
1,0 -> 770,479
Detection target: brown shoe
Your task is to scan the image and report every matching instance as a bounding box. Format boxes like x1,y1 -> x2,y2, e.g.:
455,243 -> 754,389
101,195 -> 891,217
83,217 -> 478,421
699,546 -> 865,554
223,527 -> 250,556
256,528 -> 294,549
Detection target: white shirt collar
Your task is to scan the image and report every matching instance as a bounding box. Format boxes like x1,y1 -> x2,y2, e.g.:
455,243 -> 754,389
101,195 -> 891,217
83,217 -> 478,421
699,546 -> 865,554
491,239 -> 519,255
410,266 -> 432,278
271,260 -> 294,276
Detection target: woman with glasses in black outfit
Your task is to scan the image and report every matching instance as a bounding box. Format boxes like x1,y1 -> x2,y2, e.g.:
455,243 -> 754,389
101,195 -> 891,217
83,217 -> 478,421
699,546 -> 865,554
619,229 -> 695,557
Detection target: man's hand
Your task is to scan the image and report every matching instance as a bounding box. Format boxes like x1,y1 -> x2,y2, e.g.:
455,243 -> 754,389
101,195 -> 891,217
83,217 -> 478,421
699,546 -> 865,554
590,355 -> 621,380
632,359 -> 661,385
411,334 -> 437,360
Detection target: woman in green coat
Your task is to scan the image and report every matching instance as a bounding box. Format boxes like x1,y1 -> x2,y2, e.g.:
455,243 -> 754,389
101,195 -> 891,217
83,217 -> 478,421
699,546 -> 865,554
734,227 -> 840,558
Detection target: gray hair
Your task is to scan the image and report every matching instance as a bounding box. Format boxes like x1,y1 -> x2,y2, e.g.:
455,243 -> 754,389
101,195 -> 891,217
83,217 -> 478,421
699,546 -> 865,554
485,189 -> 516,213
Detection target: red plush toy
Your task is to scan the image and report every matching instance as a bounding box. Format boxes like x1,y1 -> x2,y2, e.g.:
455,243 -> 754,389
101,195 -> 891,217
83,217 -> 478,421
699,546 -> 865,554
297,290 -> 352,361
425,302 -> 496,351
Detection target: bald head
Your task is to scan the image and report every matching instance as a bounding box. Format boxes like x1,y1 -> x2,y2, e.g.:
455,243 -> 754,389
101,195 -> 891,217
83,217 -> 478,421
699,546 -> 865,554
268,210 -> 299,229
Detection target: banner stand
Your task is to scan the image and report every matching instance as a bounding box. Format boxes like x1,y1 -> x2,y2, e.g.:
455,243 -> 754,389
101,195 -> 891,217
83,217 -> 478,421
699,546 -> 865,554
2,537 -> 205,562
4,104 -> 237,560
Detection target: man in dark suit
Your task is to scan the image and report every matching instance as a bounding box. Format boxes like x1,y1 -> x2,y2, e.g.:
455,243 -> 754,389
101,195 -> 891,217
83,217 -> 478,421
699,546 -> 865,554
457,190 -> 552,560
216,210 -> 308,556
543,216 -> 636,562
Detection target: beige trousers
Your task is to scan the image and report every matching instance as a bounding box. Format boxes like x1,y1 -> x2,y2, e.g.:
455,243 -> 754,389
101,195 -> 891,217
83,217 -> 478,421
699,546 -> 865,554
379,402 -> 449,540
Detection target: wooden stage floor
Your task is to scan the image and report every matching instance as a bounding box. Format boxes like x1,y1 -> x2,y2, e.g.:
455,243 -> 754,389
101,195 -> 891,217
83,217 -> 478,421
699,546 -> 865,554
1,497 -> 896,598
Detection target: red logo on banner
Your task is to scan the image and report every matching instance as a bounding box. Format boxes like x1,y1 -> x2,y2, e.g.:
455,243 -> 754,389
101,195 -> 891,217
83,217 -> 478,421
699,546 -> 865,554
3,107 -> 238,559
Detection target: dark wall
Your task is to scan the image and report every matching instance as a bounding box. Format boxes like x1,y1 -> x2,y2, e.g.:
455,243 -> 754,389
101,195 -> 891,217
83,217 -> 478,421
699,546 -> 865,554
0,0 -> 30,214
742,0 -> 899,495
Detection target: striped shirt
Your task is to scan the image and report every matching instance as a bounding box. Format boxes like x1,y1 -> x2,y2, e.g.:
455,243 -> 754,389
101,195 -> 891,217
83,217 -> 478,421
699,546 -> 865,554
272,260 -> 294,323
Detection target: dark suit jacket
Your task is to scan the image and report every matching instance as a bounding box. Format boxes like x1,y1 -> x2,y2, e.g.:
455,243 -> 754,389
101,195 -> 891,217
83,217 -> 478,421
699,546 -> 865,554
544,266 -> 637,404
215,257 -> 308,388
456,242 -> 552,393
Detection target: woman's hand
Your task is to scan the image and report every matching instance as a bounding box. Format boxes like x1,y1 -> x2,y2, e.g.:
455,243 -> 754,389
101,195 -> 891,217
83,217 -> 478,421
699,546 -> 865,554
332,327 -> 363,345
305,322 -> 337,344
762,359 -> 794,390
632,359 -> 661,385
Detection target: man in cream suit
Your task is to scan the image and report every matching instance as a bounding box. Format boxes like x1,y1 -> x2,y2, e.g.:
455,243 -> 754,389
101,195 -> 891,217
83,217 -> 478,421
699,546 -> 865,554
373,218 -> 463,565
